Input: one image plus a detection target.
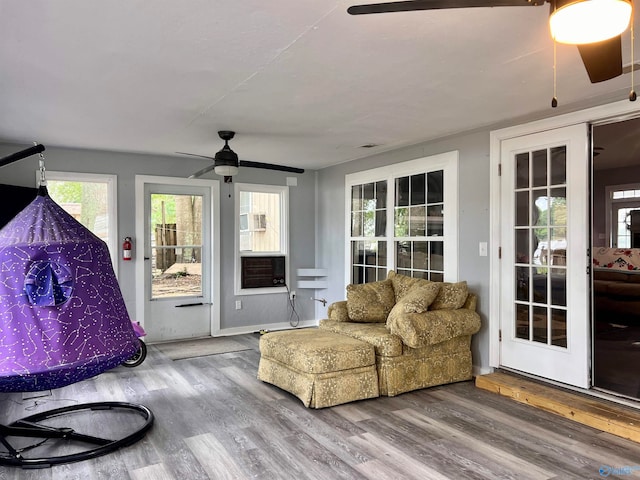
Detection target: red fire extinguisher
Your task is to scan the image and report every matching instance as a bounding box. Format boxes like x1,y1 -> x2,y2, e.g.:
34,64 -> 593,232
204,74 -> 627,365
123,237 -> 132,261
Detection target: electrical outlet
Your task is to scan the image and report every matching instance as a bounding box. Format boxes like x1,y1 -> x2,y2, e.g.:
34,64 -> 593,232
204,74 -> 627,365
289,291 -> 296,300
235,300 -> 242,310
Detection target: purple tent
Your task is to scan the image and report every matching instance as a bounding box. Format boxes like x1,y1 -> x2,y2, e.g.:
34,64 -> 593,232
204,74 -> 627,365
0,193 -> 138,392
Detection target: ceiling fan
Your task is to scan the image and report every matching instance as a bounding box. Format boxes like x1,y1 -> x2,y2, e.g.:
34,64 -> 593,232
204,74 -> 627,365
178,131 -> 305,181
347,0 -> 634,83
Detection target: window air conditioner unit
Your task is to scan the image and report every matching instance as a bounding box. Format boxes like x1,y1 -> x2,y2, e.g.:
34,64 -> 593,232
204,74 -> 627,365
241,256 -> 286,288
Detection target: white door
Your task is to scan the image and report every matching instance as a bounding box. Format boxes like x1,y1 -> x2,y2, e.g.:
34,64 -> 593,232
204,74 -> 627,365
135,176 -> 219,343
500,124 -> 590,388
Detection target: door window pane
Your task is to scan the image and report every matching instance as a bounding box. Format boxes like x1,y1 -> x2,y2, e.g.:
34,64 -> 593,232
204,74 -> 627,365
550,146 -> 566,185
516,304 -> 530,340
516,152 -> 529,189
515,191 -> 529,227
532,149 -> 547,188
151,193 -> 203,299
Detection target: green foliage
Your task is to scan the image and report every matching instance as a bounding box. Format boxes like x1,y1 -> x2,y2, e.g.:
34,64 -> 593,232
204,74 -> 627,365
151,194 -> 177,226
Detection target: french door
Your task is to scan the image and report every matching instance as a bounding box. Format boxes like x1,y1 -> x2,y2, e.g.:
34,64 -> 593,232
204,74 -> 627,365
135,176 -> 220,343
500,124 -> 590,388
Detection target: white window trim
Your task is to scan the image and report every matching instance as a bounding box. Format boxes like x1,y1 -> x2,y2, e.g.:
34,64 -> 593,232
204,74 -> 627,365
234,183 -> 289,296
37,171 -> 118,276
344,151 -> 459,287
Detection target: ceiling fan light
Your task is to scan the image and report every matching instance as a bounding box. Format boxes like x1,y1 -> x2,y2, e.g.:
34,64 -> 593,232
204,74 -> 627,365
214,165 -> 239,176
549,0 -> 632,45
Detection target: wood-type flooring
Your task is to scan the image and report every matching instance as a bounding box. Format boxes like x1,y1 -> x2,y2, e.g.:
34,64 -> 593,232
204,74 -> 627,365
1,333 -> 640,480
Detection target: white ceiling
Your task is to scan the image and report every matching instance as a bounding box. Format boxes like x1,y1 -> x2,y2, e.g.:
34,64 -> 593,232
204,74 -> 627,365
1,1 -> 638,172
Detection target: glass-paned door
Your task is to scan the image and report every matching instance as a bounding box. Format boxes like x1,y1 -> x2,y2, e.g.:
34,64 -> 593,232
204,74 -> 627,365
501,124 -> 590,388
143,182 -> 214,342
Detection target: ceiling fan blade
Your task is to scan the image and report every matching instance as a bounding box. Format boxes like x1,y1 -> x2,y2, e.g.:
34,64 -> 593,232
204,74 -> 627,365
239,161 -> 304,174
176,151 -> 215,160
188,164 -> 216,179
577,35 -> 623,83
347,0 -> 543,15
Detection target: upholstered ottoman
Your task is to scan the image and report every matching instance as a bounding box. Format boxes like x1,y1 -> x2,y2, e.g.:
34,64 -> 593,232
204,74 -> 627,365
257,329 -> 379,408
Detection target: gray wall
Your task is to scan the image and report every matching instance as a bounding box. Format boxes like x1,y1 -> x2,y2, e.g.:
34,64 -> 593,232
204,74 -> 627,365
0,143 -> 317,332
316,130 -> 492,371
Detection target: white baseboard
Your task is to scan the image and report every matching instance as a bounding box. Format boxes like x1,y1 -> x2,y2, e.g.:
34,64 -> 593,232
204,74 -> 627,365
216,319 -> 319,337
473,365 -> 494,377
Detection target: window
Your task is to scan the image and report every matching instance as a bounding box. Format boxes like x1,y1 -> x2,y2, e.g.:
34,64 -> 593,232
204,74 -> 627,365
346,152 -> 458,285
150,193 -> 203,299
39,171 -> 118,271
606,184 -> 640,247
235,183 -> 289,294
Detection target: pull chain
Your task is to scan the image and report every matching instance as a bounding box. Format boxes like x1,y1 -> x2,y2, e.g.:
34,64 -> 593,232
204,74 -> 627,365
552,39 -> 558,108
631,19 -> 637,102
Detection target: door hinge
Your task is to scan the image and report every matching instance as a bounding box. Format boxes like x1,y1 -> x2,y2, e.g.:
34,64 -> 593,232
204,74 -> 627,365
498,246 -> 502,259
498,163 -> 502,176
499,329 -> 502,342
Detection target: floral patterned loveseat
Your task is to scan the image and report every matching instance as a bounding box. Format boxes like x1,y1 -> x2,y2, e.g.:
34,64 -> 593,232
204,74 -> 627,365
319,271 -> 481,397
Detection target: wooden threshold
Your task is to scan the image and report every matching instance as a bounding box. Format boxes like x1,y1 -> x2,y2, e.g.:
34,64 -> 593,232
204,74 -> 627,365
476,371 -> 640,444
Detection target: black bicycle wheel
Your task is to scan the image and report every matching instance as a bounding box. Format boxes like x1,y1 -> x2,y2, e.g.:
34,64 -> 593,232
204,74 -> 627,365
0,401 -> 154,468
122,340 -> 147,368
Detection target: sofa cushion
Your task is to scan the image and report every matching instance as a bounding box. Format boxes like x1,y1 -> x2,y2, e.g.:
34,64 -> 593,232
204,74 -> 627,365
387,308 -> 481,348
387,270 -> 425,302
319,320 -> 404,357
594,269 -> 631,282
430,281 -> 468,310
346,279 -> 395,322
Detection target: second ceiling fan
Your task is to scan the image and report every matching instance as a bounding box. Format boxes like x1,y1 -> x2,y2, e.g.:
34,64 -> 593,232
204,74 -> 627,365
180,131 -> 305,180
347,0 -> 633,83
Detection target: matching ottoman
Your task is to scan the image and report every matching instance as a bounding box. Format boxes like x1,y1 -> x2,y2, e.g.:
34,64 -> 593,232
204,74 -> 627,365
257,329 -> 379,408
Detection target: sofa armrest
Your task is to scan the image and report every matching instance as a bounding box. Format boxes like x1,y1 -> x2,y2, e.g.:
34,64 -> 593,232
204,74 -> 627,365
327,301 -> 350,322
387,308 -> 481,348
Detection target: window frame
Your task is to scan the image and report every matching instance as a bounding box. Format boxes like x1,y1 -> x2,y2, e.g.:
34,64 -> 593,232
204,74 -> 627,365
605,183 -> 640,247
37,171 -> 119,275
234,182 -> 289,296
344,151 -> 459,286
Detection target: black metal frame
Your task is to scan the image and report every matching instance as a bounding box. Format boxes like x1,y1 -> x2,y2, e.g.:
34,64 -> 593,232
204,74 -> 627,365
0,144 -> 45,168
0,401 -> 154,469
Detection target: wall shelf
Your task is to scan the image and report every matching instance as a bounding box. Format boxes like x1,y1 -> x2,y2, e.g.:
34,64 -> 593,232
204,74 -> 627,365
296,268 -> 327,289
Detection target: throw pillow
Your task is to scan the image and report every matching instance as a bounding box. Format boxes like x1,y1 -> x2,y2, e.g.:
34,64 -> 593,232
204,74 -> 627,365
387,270 -> 425,302
430,281 -> 468,310
398,281 -> 441,313
346,279 -> 395,322
386,282 -> 440,333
